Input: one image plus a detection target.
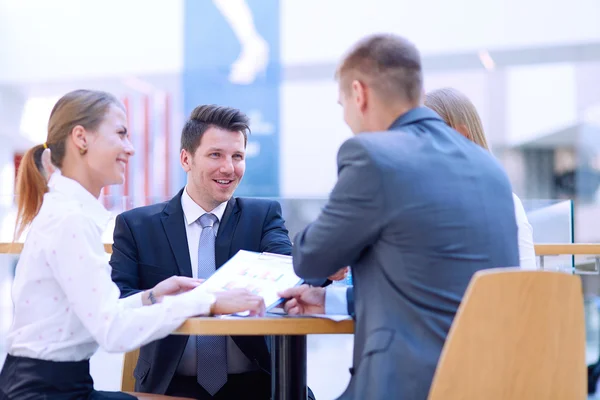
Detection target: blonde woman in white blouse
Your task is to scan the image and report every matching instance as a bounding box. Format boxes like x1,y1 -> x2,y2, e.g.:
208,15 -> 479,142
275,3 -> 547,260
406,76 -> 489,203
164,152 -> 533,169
0,90 -> 265,400
425,88 -> 537,269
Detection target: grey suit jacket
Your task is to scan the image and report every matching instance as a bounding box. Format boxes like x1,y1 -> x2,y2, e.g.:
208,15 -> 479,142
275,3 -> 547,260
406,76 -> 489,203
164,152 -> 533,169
293,107 -> 519,400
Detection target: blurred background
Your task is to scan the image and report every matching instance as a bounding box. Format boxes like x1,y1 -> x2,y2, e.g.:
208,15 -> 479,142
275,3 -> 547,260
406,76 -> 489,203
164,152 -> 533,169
2,0 -> 600,398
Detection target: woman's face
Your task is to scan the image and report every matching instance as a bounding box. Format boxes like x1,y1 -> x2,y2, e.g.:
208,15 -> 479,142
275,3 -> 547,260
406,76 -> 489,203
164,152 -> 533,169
84,105 -> 135,188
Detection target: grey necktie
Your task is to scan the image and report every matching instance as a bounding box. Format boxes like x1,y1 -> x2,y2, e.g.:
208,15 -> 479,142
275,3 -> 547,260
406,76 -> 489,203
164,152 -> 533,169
196,213 -> 228,395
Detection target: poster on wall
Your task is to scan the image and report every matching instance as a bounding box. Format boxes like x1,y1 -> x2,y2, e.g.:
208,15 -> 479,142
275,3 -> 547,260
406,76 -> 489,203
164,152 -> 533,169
183,0 -> 280,197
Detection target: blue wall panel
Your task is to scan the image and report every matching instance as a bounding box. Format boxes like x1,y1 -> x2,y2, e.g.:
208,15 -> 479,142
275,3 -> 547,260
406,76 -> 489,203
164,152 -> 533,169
183,0 -> 280,197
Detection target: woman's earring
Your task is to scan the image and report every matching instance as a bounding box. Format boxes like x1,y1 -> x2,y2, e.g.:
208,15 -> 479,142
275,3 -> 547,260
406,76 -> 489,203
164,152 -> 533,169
79,146 -> 88,156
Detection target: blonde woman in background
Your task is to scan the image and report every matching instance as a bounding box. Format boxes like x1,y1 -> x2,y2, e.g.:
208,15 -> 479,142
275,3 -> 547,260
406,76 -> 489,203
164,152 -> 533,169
425,87 -> 537,270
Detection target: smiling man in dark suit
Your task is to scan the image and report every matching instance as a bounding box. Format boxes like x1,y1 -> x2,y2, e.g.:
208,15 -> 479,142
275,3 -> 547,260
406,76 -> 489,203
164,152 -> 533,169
110,105 -> 309,400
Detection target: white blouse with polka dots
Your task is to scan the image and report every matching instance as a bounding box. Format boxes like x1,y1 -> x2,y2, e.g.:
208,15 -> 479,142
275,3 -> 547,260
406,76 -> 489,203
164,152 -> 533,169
6,171 -> 214,361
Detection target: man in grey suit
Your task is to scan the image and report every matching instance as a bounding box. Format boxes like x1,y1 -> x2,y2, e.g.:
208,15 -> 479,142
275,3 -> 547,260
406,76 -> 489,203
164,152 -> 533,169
280,34 -> 519,399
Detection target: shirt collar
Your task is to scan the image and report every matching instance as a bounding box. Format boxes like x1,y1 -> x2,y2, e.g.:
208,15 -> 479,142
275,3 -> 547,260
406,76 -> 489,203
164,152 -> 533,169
47,170 -> 111,230
181,186 -> 228,226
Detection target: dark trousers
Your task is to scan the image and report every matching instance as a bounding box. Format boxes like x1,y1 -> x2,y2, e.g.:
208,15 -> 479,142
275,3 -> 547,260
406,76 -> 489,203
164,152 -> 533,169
166,372 -> 317,400
0,354 -> 136,400
166,372 -> 271,400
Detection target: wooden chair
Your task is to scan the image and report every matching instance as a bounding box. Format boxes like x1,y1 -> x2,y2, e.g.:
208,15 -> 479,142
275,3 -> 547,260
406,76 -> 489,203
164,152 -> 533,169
428,269 -> 586,400
121,348 -> 193,400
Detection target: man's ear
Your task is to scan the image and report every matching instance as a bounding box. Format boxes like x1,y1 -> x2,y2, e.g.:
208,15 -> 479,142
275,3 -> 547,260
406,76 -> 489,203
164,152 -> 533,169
180,149 -> 192,173
455,124 -> 472,141
351,80 -> 368,112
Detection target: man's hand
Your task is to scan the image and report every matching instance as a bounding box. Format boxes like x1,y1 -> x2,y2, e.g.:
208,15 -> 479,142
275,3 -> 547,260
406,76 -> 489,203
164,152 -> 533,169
212,289 -> 266,317
143,276 -> 204,305
328,267 -> 349,281
278,285 -> 326,315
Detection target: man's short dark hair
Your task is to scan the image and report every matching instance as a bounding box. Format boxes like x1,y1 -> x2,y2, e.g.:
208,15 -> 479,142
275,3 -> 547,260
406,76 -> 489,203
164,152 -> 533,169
180,105 -> 250,154
336,34 -> 423,104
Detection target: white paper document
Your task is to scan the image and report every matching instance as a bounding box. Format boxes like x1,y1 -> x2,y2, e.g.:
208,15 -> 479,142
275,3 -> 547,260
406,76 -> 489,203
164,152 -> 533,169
200,250 -> 303,311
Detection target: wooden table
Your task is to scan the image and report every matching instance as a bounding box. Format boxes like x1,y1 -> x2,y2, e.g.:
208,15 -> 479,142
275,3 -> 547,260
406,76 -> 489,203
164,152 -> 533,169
5,242 -> 600,397
174,316 -> 354,400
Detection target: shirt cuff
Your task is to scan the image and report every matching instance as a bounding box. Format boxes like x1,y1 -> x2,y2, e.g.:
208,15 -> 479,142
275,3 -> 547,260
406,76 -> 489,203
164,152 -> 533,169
325,286 -> 350,315
119,291 -> 144,309
165,288 -> 216,317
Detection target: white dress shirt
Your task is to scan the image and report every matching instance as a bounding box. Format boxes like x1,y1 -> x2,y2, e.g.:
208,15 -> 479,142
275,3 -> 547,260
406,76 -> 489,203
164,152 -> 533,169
6,172 -> 216,361
176,187 -> 256,376
324,193 -> 538,315
512,193 -> 537,270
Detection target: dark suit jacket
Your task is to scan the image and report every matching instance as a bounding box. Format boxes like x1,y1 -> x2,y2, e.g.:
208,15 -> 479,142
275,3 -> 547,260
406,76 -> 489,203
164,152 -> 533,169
293,107 -> 519,399
110,190 -> 292,394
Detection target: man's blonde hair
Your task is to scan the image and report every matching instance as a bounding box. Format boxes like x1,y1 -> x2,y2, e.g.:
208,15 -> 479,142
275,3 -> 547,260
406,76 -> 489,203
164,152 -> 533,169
336,34 -> 423,105
425,87 -> 490,150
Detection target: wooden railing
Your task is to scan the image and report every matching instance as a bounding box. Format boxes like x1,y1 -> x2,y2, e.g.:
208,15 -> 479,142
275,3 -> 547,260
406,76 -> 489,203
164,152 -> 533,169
1,242 -> 599,273
533,244 -> 600,274
2,243 -> 599,255
534,244 -> 600,255
0,243 -> 113,254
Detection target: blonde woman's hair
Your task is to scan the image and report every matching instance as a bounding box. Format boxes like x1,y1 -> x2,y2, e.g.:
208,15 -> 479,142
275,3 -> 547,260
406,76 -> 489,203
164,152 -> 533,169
15,89 -> 122,239
424,87 -> 490,150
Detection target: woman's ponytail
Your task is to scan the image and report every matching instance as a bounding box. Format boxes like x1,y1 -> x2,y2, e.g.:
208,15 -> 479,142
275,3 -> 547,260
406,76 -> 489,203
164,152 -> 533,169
14,144 -> 48,240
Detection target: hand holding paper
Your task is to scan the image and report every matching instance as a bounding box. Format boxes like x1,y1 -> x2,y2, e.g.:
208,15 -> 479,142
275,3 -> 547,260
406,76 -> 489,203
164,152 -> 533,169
199,250 -> 304,313
212,289 -> 266,316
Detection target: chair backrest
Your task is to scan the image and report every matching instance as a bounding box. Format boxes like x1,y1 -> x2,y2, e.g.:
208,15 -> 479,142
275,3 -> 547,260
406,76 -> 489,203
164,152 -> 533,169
428,269 -> 586,400
121,348 -> 140,392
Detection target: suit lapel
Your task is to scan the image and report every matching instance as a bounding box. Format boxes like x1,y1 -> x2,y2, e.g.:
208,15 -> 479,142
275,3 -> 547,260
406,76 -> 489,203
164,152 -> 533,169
160,190 -> 193,277
215,198 -> 241,269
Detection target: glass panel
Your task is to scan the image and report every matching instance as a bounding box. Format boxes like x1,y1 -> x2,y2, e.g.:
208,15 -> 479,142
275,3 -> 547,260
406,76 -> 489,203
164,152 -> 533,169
577,103 -> 600,386
523,199 -> 575,273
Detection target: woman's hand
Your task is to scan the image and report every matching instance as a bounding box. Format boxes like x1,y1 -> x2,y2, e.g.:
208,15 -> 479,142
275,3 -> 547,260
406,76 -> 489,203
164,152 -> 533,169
143,276 -> 204,305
